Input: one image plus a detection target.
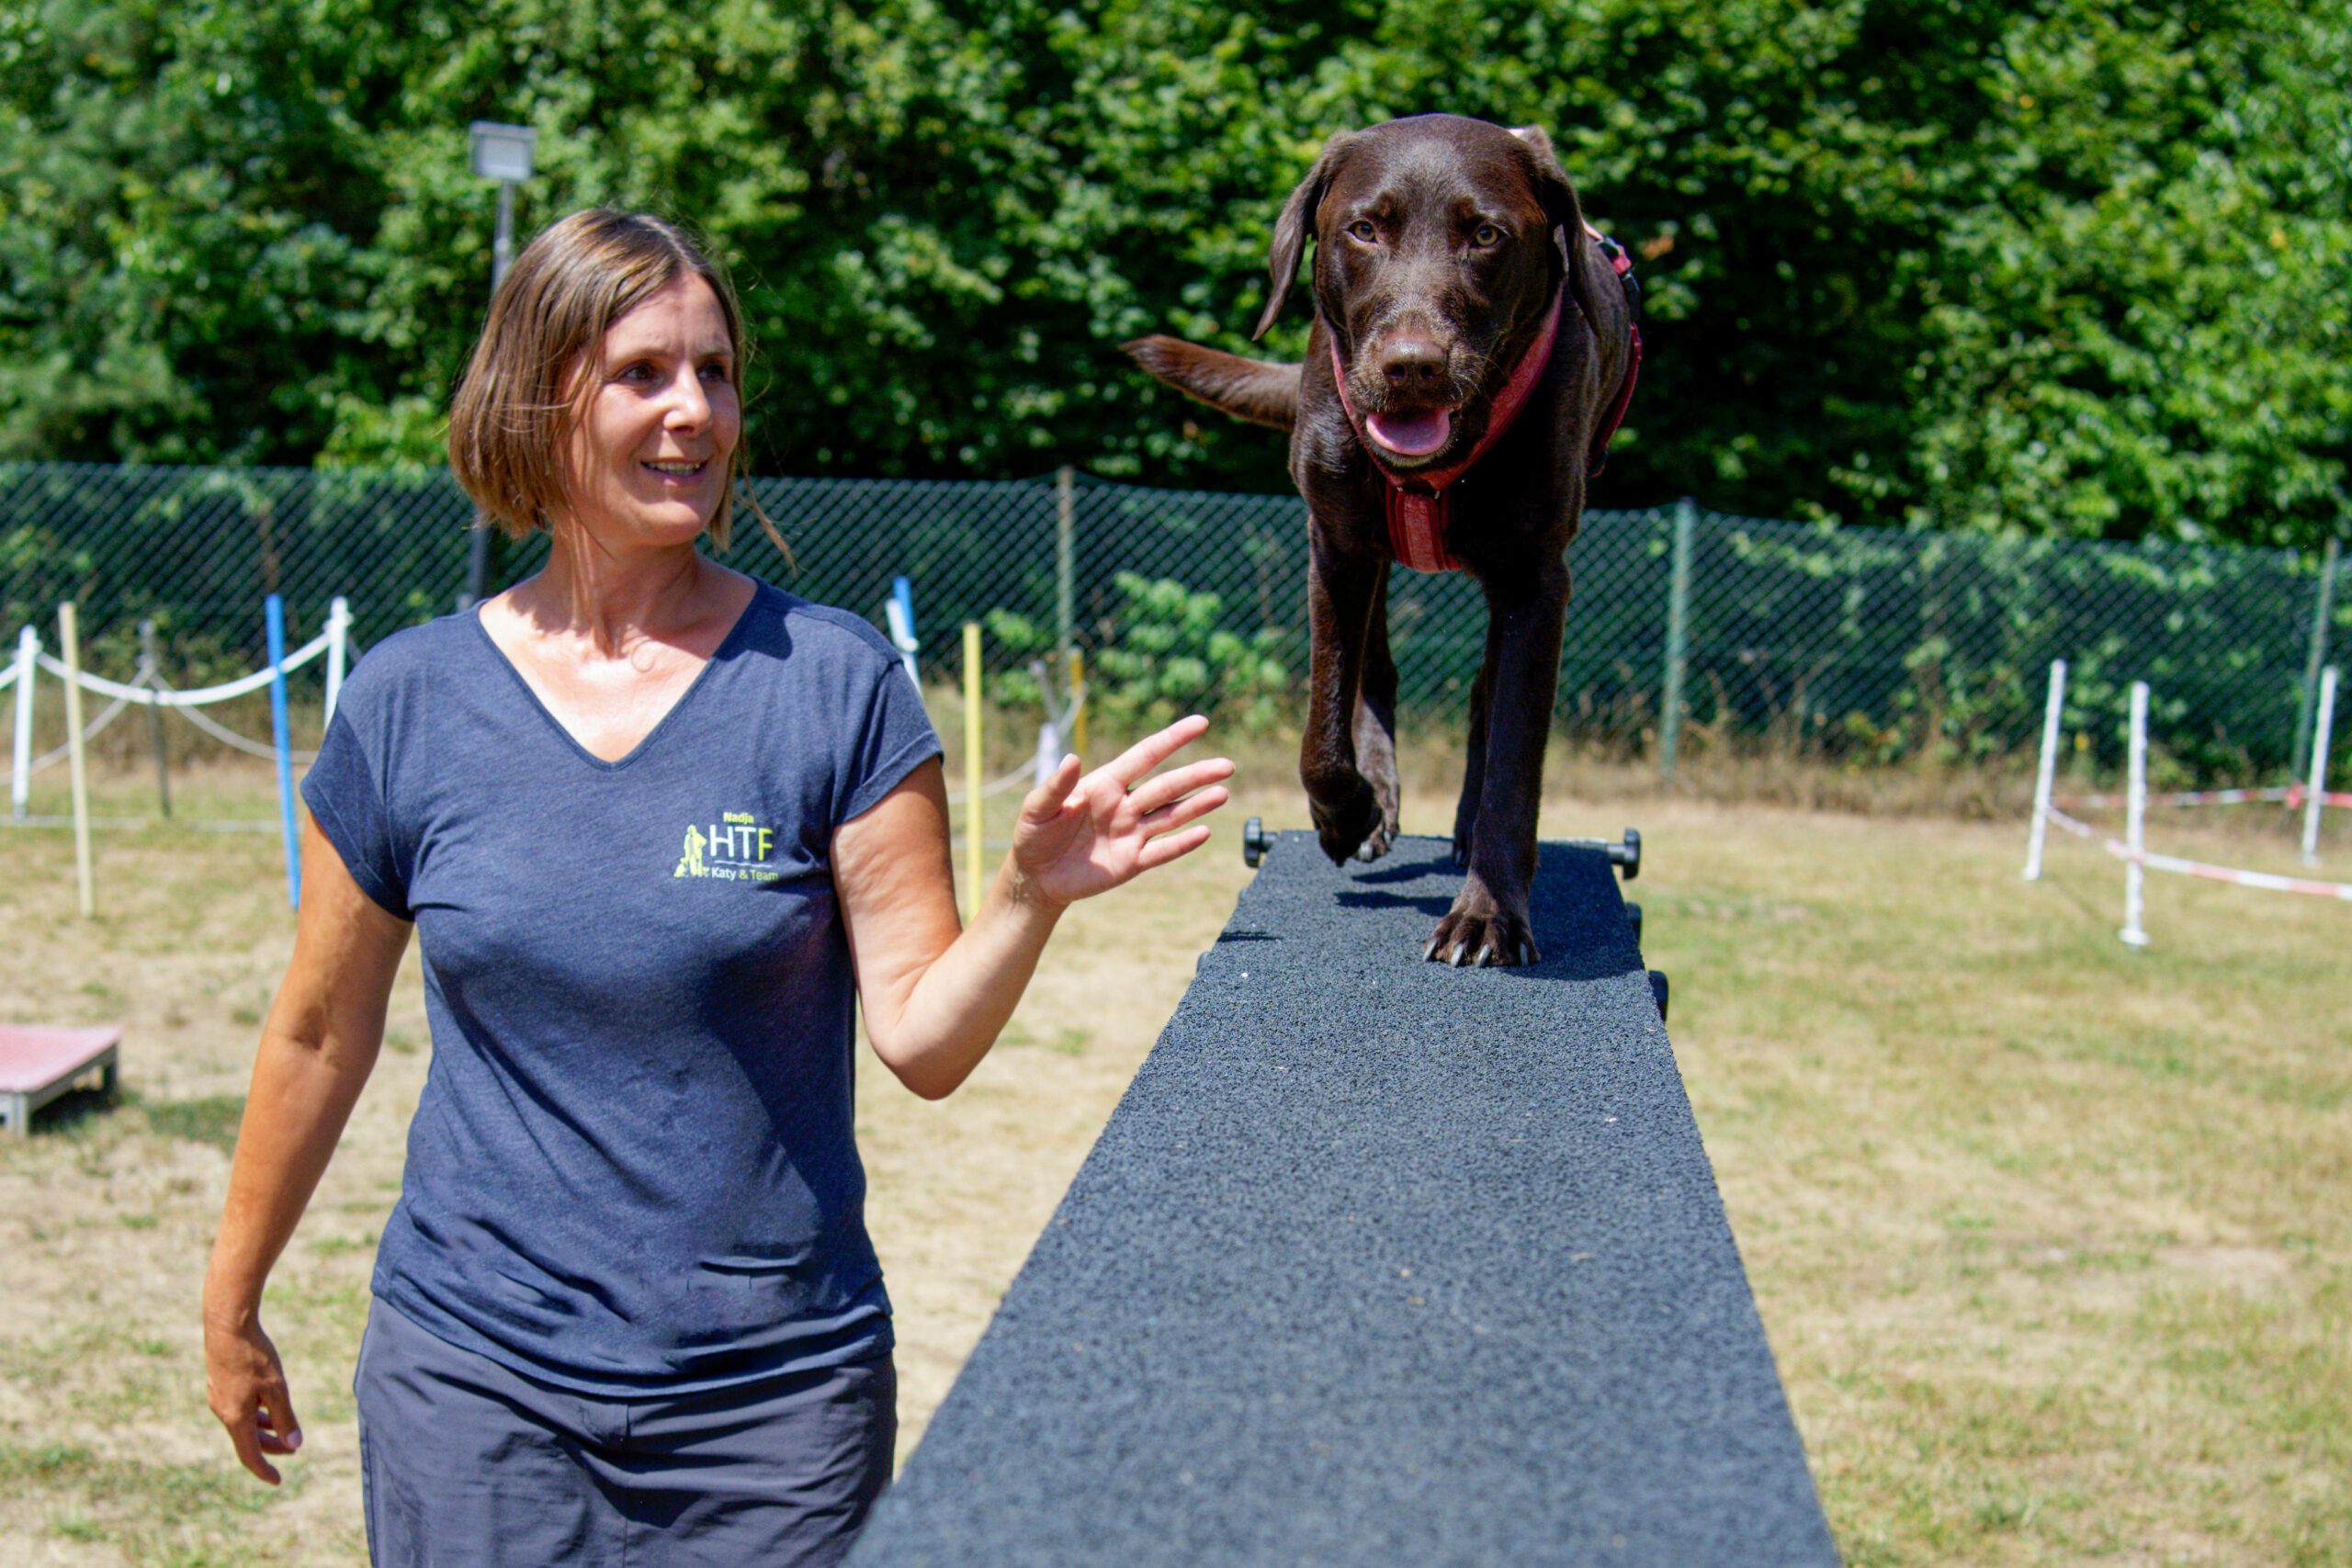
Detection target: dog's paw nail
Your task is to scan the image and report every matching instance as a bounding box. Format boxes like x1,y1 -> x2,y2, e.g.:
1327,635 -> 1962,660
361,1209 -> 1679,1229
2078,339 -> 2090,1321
1450,944 -> 1470,968
1421,937 -> 1440,961
1475,942 -> 1497,966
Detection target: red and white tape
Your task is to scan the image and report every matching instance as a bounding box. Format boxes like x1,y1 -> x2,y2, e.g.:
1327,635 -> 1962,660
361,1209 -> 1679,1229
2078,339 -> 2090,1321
2056,784 -> 2352,811
2027,660 -> 2344,942
2046,807 -> 2352,900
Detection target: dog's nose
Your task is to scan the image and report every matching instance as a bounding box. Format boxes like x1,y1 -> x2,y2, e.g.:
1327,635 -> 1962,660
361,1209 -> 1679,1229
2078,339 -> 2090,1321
1379,337 -> 1449,389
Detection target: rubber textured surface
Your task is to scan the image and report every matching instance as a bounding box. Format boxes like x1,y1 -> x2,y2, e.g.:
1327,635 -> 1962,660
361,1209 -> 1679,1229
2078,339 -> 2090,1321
848,833 -> 1839,1567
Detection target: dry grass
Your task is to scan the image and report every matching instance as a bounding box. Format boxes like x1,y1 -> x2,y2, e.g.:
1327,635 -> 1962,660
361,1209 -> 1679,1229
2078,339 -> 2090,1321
1,750 -> 2346,1566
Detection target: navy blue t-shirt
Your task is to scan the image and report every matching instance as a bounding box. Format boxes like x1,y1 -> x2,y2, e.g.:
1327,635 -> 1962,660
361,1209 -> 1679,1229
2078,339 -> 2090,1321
301,581 -> 942,1394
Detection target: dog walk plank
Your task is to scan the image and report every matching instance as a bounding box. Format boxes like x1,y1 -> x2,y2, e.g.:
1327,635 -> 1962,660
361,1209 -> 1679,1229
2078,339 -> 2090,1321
848,832 -> 1838,1568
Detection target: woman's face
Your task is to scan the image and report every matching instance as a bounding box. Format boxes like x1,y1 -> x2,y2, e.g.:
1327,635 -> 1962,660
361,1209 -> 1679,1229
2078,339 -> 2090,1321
560,275 -> 741,552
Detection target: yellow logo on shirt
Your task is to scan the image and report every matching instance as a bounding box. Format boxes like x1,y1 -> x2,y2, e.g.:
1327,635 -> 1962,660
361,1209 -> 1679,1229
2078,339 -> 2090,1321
674,812 -> 780,883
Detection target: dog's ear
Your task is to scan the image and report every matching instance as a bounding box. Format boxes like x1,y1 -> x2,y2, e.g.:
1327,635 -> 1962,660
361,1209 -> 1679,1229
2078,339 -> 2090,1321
1510,124 -> 1634,344
1254,130 -> 1358,342
1507,125 -> 1587,276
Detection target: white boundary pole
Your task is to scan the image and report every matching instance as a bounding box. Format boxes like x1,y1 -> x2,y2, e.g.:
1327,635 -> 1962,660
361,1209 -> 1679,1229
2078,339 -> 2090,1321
10,626 -> 34,821
2120,681 -> 2150,948
59,604 -> 94,918
2302,664 -> 2336,866
2024,658 -> 2067,880
324,595 -> 351,728
884,592 -> 920,692
266,595 -> 300,909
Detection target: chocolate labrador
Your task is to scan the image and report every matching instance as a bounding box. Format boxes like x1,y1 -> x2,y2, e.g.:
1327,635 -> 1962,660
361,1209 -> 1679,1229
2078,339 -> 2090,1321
1125,114 -> 1640,966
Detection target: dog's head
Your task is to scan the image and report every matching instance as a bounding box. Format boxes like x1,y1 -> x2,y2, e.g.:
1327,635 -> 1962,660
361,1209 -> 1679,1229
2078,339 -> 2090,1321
1255,115 -> 1615,470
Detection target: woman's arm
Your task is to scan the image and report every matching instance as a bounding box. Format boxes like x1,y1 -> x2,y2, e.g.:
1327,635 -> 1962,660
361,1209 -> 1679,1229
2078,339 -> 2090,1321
202,813 -> 413,1483
837,715 -> 1231,1100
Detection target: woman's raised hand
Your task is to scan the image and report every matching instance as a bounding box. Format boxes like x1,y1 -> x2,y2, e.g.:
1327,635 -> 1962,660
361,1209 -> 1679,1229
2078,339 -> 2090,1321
1010,715 -> 1233,908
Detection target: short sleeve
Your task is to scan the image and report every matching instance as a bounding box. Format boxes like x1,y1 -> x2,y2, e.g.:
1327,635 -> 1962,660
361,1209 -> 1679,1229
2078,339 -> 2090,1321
301,704 -> 414,921
836,645 -> 944,828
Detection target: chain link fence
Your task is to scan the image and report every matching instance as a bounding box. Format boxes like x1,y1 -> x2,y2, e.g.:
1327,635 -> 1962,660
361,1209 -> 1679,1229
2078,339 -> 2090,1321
3,461 -> 2343,782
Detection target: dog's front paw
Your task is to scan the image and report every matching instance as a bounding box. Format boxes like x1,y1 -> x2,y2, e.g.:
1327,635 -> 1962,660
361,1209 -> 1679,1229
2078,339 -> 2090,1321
1308,776 -> 1385,866
1422,893 -> 1539,968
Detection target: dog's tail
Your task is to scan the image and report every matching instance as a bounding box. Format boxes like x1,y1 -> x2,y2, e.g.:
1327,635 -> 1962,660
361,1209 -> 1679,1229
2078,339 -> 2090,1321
1122,337 -> 1299,433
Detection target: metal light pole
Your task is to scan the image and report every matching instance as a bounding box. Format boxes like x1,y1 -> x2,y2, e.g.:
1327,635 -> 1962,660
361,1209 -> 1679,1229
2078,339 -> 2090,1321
460,120 -> 537,611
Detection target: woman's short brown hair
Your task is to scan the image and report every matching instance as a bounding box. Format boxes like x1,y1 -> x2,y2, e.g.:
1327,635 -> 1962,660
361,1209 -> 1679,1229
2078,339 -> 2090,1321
447,209 -> 777,554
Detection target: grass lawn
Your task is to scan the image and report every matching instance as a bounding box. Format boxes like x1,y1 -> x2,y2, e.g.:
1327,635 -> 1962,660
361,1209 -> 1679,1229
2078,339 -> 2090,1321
0,753 -> 2345,1565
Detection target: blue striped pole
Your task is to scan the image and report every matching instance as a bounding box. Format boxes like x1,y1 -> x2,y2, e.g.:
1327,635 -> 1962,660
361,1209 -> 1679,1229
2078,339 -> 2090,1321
266,594 -> 300,909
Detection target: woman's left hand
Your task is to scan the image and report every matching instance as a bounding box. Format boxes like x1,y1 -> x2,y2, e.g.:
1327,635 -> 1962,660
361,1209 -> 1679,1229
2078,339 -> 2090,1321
1009,715 -> 1233,908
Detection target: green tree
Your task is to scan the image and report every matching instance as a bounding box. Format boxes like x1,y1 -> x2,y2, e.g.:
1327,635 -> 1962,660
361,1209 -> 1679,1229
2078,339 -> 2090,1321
1904,1 -> 2352,547
0,0 -> 400,461
2,0 -> 2346,550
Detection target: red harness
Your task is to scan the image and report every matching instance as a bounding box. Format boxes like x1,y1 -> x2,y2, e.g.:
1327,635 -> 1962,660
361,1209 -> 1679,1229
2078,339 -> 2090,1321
1330,235 -> 1642,574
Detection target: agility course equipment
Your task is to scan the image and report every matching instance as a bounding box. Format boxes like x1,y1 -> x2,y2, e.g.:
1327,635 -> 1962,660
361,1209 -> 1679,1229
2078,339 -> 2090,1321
848,831 -> 1837,1567
2024,660 -> 2350,947
0,1024 -> 120,1137
4,594 -> 350,911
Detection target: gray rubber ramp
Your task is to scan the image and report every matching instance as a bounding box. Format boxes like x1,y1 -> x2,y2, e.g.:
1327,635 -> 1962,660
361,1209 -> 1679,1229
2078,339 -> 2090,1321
848,832 -> 1839,1568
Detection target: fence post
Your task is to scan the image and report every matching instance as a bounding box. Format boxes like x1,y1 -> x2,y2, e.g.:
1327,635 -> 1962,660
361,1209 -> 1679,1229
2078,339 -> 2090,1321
141,619 -> 171,819
964,621 -> 984,925
10,626 -> 35,822
1658,498 -> 1696,781
2290,536 -> 2340,777
2120,682 -> 2150,949
2302,665 -> 2336,866
1056,466 -> 1075,679
59,604 -> 94,919
266,595 -> 300,910
2023,659 -> 2067,880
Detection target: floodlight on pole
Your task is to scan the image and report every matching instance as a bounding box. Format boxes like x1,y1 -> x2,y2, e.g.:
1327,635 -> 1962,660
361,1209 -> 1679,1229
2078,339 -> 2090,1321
461,121 -> 537,610
469,120 -> 537,292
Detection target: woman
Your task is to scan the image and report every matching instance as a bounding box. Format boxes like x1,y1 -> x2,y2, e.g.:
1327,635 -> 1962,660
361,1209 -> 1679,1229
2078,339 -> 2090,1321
201,209 -> 1230,1566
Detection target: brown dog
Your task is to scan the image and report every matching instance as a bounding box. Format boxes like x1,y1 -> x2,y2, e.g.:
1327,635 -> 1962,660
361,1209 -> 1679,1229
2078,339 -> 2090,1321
1125,114 -> 1639,966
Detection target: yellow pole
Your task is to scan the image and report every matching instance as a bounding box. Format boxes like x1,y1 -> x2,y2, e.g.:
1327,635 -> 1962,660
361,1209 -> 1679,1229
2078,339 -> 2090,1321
59,603 -> 94,919
1068,648 -> 1086,761
963,621 -> 983,924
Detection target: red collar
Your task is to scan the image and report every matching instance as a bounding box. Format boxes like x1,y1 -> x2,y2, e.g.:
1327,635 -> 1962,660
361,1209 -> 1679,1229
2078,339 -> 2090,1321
1330,285 -> 1564,573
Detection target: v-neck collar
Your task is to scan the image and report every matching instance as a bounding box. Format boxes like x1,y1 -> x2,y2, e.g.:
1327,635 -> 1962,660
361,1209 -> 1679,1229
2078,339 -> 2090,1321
468,583 -> 766,773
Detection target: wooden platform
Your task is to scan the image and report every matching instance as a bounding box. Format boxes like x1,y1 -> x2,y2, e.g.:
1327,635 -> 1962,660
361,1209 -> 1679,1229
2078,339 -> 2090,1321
0,1024 -> 121,1136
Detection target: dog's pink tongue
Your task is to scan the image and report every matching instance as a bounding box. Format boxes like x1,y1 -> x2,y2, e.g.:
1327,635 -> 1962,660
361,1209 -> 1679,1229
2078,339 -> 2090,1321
1366,408 -> 1453,457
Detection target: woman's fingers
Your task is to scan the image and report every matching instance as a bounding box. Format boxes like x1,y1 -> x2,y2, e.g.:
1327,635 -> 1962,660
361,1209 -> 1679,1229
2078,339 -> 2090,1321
1134,822 -> 1215,872
255,1387 -> 304,1454
1019,753 -> 1085,821
208,1323 -> 299,1485
221,1394 -> 288,1484
1102,714 -> 1211,790
1121,757 -> 1235,820
1135,781 -> 1229,837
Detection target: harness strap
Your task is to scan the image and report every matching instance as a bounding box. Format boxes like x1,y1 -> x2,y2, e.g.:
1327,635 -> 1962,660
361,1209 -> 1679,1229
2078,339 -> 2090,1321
1586,230 -> 1641,479
1330,224 -> 1641,575
1331,288 -> 1563,574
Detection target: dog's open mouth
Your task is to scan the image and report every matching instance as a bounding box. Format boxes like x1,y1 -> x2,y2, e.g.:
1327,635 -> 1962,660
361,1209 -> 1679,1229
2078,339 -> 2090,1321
1364,408 -> 1455,458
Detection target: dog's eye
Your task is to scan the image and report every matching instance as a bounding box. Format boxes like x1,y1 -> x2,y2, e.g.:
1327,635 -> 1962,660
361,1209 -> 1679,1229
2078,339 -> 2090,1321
1348,220 -> 1378,243
1471,223 -> 1504,247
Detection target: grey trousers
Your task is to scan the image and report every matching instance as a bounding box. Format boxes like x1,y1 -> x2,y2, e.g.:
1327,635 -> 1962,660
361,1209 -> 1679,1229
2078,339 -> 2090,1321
354,1297 -> 896,1568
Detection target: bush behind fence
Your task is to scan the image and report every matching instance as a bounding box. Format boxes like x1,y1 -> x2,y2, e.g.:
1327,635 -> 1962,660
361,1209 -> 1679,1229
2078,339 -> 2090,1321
3,462 -> 2343,782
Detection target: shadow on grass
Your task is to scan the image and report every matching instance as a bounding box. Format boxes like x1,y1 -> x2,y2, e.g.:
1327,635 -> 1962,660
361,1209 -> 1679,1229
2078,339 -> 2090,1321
17,1087 -> 243,1154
